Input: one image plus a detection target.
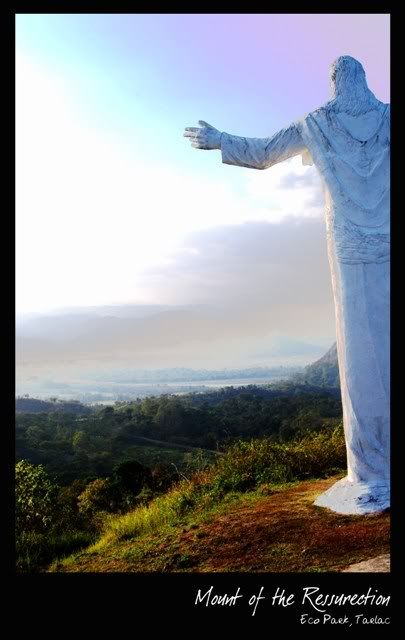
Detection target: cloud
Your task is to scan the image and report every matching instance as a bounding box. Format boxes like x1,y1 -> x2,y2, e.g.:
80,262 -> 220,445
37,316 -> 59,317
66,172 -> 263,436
278,169 -> 320,190
17,216 -> 336,373
16,54 -> 324,313
16,53 -> 333,375
136,216 -> 334,309
239,156 -> 324,221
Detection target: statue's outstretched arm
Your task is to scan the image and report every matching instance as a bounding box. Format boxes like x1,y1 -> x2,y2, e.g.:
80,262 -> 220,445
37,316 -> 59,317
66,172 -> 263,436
184,120 -> 308,170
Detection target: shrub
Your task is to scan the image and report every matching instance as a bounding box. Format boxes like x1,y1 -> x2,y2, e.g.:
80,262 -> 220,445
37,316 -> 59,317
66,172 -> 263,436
209,424 -> 346,493
112,460 -> 152,495
150,463 -> 176,492
55,479 -> 89,532
95,425 -> 346,547
16,530 -> 95,572
15,460 -> 58,533
78,478 -> 115,516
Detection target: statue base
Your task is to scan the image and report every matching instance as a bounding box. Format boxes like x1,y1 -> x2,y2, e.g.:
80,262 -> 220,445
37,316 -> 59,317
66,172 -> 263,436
314,477 -> 390,515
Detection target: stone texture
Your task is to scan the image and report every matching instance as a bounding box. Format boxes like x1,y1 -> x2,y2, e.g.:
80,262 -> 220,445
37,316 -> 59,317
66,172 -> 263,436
314,477 -> 390,514
342,553 -> 390,573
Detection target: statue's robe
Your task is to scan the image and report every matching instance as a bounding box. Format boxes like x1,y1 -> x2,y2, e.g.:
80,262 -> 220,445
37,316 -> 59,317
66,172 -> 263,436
220,101 -> 390,514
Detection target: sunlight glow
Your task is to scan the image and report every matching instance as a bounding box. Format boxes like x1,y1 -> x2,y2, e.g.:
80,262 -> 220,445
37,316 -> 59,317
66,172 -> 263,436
16,52 -> 323,313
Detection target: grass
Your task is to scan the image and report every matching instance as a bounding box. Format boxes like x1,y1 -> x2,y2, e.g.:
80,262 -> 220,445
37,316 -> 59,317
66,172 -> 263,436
51,478 -> 389,573
16,530 -> 96,573
90,424 -> 345,547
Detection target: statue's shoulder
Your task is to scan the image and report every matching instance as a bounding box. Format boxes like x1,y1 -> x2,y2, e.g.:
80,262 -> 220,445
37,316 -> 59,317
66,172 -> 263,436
303,105 -> 328,122
378,102 -> 390,130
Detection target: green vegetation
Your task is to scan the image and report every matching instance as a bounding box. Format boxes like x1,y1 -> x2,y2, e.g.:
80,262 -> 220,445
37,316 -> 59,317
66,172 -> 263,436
16,460 -> 58,533
16,530 -> 96,573
15,460 -> 96,571
208,426 -> 346,493
15,384 -> 347,572
91,424 -> 345,550
16,358 -> 388,574
16,386 -> 342,484
16,424 -> 347,571
293,343 -> 340,388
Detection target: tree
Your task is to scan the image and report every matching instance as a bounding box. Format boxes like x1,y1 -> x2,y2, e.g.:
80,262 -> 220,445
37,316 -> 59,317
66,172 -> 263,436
25,425 -> 45,448
77,478 -> 115,516
113,460 -> 152,495
72,430 -> 90,450
56,478 -> 88,531
155,398 -> 185,437
15,460 -> 58,533
150,464 -> 175,492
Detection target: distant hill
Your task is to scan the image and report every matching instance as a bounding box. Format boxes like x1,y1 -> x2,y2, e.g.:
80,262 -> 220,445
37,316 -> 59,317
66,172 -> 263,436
16,302 -> 331,371
293,343 -> 340,388
15,397 -> 92,415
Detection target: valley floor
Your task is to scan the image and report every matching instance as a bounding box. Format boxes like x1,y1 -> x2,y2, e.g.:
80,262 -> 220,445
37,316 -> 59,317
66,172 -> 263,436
53,476 -> 390,573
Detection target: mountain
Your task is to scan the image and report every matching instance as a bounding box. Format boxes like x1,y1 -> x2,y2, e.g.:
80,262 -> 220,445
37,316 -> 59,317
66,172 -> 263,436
16,303 -> 332,374
15,397 -> 92,415
295,343 -> 339,388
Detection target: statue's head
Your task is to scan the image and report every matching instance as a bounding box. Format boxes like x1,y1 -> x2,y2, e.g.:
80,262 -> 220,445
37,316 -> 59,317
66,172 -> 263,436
328,55 -> 380,114
329,56 -> 367,95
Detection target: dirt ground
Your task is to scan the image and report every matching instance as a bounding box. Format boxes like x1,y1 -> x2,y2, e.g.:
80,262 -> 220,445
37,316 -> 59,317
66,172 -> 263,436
56,476 -> 390,573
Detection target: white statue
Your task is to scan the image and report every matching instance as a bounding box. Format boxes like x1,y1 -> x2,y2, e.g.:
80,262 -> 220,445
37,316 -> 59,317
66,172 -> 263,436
184,56 -> 390,515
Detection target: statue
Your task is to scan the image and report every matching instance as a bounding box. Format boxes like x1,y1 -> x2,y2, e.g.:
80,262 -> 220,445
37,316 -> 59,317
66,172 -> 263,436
184,56 -> 390,515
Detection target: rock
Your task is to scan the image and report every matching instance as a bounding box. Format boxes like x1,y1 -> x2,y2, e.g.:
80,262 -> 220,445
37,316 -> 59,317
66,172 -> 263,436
342,553 -> 390,572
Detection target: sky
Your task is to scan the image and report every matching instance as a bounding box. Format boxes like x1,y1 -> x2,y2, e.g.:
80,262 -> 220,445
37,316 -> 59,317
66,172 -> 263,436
15,13 -> 390,374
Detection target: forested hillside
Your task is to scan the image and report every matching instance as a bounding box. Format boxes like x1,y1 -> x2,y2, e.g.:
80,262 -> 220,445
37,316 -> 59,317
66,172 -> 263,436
16,384 -> 342,484
15,380 -> 346,572
16,397 -> 92,415
293,343 -> 339,388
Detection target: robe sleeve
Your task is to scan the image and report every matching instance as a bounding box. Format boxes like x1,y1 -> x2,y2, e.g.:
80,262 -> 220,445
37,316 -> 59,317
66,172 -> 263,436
220,121 -> 309,170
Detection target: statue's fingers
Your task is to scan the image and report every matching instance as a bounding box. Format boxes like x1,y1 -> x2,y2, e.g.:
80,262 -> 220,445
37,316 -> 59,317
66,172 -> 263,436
198,120 -> 215,129
184,129 -> 204,139
186,131 -> 206,142
184,127 -> 201,132
184,134 -> 203,143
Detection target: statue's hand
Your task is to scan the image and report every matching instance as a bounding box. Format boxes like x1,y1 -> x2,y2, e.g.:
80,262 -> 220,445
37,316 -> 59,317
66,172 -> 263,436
183,120 -> 222,150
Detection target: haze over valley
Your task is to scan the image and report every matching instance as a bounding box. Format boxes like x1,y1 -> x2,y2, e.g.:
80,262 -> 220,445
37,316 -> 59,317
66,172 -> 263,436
16,302 -> 334,403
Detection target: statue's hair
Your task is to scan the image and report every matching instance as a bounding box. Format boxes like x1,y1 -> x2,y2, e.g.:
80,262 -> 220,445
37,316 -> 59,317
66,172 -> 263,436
327,55 -> 381,115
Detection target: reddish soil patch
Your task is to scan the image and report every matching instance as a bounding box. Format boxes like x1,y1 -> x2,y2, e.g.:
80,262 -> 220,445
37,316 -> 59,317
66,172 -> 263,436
58,476 -> 390,573
182,479 -> 390,572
